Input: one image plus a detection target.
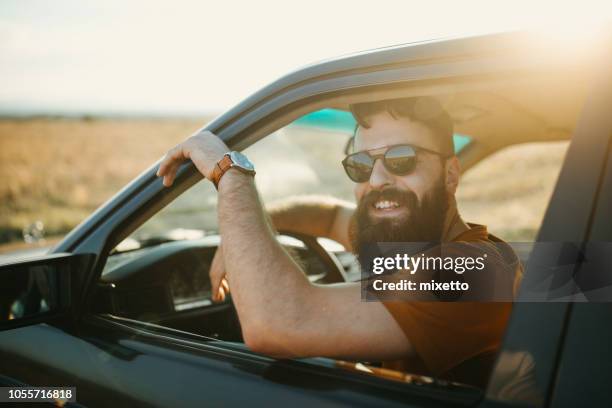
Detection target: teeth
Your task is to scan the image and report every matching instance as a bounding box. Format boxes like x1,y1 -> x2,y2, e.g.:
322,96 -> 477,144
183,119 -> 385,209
374,200 -> 399,209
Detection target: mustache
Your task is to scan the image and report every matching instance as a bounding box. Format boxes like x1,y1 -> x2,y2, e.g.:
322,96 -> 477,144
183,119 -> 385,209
359,187 -> 418,209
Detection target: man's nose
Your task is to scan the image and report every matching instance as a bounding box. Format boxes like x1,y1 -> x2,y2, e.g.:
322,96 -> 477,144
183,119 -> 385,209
368,159 -> 393,188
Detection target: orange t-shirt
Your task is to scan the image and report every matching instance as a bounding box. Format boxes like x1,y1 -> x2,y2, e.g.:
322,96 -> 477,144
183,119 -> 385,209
381,224 -> 523,386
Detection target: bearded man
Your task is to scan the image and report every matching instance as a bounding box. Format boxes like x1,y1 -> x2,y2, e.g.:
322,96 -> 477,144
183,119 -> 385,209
157,97 -> 522,387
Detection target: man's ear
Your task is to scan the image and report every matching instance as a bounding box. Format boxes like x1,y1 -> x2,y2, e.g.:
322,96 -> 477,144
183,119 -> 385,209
445,156 -> 460,194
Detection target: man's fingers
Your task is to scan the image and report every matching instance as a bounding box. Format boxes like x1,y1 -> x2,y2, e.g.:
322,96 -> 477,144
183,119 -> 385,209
210,246 -> 226,302
157,148 -> 176,176
157,131 -> 230,185
162,162 -> 181,187
216,286 -> 226,303
157,145 -> 186,179
215,279 -> 229,303
213,281 -> 227,303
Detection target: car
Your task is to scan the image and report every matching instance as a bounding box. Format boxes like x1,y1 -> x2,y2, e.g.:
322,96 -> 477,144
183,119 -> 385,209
1,30 -> 612,407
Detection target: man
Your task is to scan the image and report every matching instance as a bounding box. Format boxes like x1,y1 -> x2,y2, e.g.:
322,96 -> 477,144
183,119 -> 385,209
157,97 -> 521,386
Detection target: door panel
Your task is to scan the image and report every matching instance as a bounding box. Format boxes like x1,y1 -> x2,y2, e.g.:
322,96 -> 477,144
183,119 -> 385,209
486,45 -> 612,406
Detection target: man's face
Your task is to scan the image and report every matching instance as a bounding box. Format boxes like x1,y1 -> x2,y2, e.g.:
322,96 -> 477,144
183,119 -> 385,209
350,112 -> 450,248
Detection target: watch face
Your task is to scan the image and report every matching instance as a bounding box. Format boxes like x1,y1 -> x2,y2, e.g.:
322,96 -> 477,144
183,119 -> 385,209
229,151 -> 255,171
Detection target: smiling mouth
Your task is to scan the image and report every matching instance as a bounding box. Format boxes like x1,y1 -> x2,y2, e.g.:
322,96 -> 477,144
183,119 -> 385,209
373,200 -> 400,210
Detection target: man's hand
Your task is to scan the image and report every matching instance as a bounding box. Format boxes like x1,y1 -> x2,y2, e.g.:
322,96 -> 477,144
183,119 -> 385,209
210,245 -> 230,302
156,130 -> 231,300
156,130 -> 229,187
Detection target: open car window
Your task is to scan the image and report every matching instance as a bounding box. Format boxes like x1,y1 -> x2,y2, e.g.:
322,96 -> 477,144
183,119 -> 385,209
98,83 -> 583,395
458,141 -> 569,242
117,108 -> 475,254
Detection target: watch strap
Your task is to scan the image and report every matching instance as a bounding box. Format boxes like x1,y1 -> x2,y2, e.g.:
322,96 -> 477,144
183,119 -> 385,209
211,154 -> 233,189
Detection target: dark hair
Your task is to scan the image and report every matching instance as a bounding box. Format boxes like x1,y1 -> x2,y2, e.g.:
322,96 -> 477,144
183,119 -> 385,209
348,97 -> 454,155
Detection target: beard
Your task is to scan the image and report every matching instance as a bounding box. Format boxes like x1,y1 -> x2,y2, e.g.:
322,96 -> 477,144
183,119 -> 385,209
349,175 -> 449,255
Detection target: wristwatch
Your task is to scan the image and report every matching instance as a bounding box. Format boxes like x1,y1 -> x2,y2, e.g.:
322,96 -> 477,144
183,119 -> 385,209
211,151 -> 256,189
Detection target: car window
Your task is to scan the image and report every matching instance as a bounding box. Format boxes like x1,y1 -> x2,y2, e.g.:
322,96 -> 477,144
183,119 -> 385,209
245,122 -> 354,205
457,141 -> 569,242
99,101 -> 578,393
103,114 -> 358,314
104,105 -> 574,311
115,113 -> 354,249
118,109 -> 474,247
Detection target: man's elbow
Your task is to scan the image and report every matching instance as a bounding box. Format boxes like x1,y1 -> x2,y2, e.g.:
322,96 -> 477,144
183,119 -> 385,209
242,320 -> 303,359
241,321 -> 264,351
240,280 -> 317,358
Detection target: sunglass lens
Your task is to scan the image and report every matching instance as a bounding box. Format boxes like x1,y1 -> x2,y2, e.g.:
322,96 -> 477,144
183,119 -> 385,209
343,152 -> 373,182
384,145 -> 417,175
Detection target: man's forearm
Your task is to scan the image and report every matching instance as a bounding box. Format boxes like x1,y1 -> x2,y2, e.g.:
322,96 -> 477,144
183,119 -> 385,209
268,195 -> 355,249
217,170 -> 314,354
157,133 -> 414,361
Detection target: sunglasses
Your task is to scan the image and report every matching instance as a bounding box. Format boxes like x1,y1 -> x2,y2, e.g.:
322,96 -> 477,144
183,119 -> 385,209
342,144 -> 451,183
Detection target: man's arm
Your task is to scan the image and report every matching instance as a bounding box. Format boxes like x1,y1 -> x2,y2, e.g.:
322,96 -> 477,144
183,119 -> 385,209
268,196 -> 355,250
218,171 -> 412,360
156,132 -> 414,361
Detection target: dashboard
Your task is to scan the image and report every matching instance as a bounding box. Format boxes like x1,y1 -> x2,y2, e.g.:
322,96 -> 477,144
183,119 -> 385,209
96,234 -> 359,322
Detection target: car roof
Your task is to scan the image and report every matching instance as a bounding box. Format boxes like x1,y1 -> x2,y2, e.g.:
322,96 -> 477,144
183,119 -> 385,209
213,31 -> 596,123
210,30 -> 603,170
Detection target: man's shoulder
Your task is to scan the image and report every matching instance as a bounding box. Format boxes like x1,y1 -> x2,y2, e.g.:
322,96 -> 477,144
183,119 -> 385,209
453,222 -> 524,295
453,223 -> 516,259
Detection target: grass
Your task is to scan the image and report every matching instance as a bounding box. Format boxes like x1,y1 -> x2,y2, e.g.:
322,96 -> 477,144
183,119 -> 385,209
0,117 -> 206,247
457,141 -> 569,241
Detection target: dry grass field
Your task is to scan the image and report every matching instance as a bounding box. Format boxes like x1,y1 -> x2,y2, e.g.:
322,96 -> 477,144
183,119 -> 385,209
0,117 -> 569,253
457,141 -> 568,241
0,117 -> 206,250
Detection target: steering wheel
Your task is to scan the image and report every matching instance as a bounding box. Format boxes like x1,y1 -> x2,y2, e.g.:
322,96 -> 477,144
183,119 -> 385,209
277,230 -> 348,284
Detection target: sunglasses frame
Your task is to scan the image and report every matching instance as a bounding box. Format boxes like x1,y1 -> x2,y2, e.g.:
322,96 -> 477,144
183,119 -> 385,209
342,143 -> 452,183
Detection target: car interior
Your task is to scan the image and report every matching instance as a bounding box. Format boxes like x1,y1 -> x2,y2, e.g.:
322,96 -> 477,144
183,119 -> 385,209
91,68 -> 590,389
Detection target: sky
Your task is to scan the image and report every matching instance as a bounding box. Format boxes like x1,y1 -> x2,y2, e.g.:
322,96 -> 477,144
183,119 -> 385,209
1,0 -> 611,115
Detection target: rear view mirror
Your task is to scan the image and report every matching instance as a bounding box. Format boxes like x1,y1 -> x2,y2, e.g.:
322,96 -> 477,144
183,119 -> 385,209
0,253 -> 93,330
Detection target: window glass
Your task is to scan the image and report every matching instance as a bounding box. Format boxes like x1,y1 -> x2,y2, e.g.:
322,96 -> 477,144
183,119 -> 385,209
118,113 -> 355,247
245,125 -> 353,204
103,113 -> 356,315
119,109 -> 476,246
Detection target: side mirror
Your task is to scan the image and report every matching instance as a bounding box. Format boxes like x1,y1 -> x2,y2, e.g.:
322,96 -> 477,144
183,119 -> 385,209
0,253 -> 94,330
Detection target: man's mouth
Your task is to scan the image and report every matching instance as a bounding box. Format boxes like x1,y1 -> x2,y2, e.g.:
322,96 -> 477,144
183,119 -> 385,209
361,189 -> 417,219
373,200 -> 400,210
370,199 -> 406,217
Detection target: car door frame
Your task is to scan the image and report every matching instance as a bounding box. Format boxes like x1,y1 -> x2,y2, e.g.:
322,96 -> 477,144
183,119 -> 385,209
541,48 -> 612,408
